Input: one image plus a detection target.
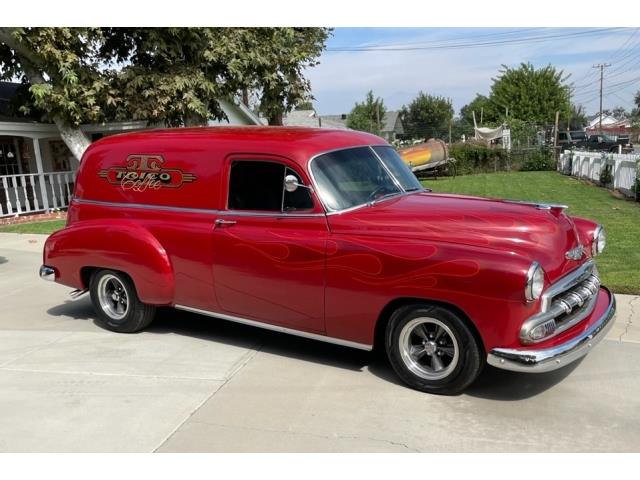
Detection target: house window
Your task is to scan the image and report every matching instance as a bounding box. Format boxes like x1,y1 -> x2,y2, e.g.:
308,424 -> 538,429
49,140 -> 72,172
228,160 -> 313,212
0,141 -> 19,176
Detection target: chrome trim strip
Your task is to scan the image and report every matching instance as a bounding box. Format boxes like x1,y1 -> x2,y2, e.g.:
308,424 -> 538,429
488,287 -> 615,373
174,304 -> 373,351
74,198 -> 219,215
39,265 -> 55,282
503,200 -> 569,211
73,198 -> 324,218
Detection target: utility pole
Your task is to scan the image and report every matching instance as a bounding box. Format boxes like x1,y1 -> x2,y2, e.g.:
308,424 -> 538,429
593,63 -> 611,132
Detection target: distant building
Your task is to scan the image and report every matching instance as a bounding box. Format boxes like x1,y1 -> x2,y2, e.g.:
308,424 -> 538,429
586,113 -> 632,136
279,109 -> 404,142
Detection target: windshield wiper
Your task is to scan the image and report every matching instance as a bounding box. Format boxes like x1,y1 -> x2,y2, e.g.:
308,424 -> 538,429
368,191 -> 403,206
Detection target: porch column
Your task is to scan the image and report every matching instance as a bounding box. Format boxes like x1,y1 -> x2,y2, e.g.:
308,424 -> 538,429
32,138 -> 50,211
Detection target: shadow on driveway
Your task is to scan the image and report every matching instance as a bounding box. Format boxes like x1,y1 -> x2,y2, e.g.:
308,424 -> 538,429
0,256 -> 7,265
47,298 -> 582,400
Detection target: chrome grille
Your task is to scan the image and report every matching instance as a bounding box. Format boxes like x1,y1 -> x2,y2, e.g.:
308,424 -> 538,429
520,261 -> 601,344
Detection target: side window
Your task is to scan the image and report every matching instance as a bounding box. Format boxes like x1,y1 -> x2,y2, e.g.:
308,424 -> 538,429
228,161 -> 313,212
283,168 -> 314,211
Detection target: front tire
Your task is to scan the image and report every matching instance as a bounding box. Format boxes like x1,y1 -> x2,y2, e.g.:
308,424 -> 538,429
89,269 -> 156,333
385,304 -> 483,395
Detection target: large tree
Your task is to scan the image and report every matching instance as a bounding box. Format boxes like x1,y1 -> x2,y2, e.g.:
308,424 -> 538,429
459,94 -> 496,126
0,28 -> 109,159
346,90 -> 386,135
400,92 -> 453,139
220,28 -> 330,125
489,62 -> 570,124
0,27 -> 330,160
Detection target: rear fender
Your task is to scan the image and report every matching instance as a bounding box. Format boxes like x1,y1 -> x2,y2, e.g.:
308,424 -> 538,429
44,219 -> 174,305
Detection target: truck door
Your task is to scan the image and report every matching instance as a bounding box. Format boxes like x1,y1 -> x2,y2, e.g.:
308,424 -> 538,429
211,156 -> 328,333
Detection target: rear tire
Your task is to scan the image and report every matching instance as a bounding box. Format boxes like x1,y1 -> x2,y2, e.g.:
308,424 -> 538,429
89,269 -> 156,333
385,303 -> 483,395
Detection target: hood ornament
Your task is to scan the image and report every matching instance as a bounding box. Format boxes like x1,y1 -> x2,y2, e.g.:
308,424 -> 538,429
565,245 -> 585,261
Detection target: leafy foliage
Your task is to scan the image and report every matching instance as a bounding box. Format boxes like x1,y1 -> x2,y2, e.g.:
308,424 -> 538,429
0,28 -> 111,126
400,92 -> 453,139
0,27 -> 331,154
489,62 -> 570,124
346,90 -> 386,135
459,94 -> 496,125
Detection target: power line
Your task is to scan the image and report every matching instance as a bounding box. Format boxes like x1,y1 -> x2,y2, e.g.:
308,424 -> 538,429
327,28 -> 623,52
335,28 -> 545,50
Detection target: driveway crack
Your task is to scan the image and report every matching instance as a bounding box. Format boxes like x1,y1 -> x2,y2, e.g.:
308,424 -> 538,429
151,341 -> 263,453
186,421 -> 422,452
618,296 -> 638,342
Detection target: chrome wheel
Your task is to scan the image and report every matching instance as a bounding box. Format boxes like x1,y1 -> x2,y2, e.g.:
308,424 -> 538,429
398,317 -> 460,380
96,274 -> 129,321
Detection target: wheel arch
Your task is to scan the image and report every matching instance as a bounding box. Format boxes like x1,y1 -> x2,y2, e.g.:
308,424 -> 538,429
45,219 -> 175,305
373,297 -> 486,355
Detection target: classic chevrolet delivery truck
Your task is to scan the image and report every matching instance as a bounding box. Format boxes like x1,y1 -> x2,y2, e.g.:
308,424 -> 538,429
40,127 -> 615,394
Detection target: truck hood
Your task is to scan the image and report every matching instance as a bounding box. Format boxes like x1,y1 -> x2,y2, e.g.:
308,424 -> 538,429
326,191 -> 588,282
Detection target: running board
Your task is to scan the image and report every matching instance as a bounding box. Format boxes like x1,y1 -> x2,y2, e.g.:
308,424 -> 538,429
174,304 -> 373,351
69,289 -> 88,300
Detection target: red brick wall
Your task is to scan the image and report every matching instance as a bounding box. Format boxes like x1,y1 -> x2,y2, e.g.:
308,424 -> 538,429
0,210 -> 67,226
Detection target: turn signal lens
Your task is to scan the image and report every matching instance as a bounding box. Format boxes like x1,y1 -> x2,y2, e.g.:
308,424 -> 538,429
529,320 -> 557,341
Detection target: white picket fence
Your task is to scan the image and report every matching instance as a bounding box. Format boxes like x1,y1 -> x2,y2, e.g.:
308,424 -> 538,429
558,151 -> 639,196
0,171 -> 75,218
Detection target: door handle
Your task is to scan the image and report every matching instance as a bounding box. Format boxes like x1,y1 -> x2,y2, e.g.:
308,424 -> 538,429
214,218 -> 237,228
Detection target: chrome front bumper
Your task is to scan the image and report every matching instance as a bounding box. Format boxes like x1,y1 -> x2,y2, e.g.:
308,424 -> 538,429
487,287 -> 616,373
39,265 -> 55,282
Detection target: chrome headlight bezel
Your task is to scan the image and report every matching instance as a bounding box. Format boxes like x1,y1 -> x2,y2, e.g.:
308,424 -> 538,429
525,262 -> 545,302
592,225 -> 606,256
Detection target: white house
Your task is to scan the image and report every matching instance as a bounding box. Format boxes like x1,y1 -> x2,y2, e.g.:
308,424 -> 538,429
0,82 -> 262,218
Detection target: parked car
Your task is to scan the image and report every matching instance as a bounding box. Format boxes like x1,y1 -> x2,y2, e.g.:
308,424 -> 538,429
40,127 -> 615,394
575,134 -> 632,152
556,131 -> 587,150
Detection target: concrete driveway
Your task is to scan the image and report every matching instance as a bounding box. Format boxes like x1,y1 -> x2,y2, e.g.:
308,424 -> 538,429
1,232 -> 639,452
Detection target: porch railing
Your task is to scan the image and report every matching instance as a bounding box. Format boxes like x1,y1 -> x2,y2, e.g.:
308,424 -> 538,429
0,171 -> 75,218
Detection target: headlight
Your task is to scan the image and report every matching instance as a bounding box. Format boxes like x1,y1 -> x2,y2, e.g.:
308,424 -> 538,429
592,225 -> 606,256
525,262 -> 545,302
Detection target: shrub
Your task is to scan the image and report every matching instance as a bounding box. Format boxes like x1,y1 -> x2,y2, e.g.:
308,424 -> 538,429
448,143 -> 555,175
519,150 -> 556,171
448,143 -> 510,175
599,164 -> 613,187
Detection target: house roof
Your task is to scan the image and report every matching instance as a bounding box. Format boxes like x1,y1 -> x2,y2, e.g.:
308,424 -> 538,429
382,111 -> 401,133
587,113 -> 630,128
283,109 -> 321,128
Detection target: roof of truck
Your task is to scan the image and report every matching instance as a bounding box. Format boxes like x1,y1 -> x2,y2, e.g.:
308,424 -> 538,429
89,126 -> 387,166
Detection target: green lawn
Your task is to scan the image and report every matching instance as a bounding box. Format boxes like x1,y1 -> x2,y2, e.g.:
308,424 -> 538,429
0,219 -> 66,234
422,171 -> 640,294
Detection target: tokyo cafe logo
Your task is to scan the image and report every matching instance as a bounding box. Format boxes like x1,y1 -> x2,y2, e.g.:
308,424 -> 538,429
98,154 -> 197,192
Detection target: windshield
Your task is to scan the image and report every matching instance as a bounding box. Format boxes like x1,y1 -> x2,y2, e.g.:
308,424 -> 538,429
310,145 -> 422,212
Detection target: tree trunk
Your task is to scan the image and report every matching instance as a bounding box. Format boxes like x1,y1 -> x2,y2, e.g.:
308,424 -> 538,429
0,28 -> 91,162
54,118 -> 92,161
268,111 -> 283,126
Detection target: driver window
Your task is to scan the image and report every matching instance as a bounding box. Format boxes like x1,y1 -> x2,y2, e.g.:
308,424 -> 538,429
228,160 -> 313,212
283,168 -> 314,211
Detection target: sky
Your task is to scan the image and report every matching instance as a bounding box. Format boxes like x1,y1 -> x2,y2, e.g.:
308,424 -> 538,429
306,27 -> 640,117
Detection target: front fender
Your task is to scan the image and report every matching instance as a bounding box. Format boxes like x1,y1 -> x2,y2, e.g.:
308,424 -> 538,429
44,219 -> 174,305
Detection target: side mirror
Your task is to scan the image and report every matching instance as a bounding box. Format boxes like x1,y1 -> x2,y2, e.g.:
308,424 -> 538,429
285,174 -> 312,193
